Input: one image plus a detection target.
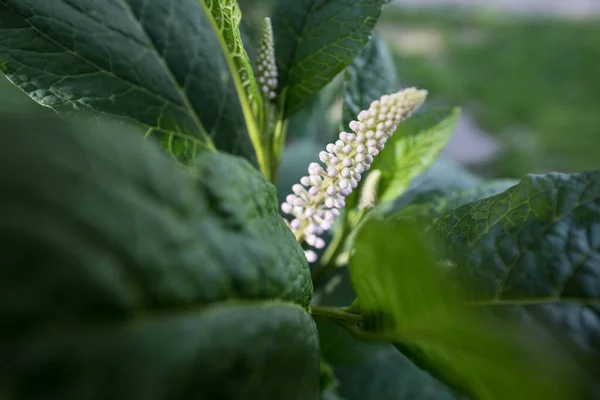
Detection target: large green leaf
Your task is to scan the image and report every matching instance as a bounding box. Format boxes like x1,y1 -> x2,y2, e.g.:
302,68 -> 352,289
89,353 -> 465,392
315,314 -> 464,400
3,301 -> 319,400
315,270 -> 464,400
271,0 -> 385,117
403,155 -> 481,196
0,0 -> 255,163
0,113 -> 312,311
370,108 -> 461,203
391,179 -> 520,230
0,113 -> 318,399
341,32 -> 398,130
349,219 -> 579,400
431,171 -> 600,393
193,152 -> 312,305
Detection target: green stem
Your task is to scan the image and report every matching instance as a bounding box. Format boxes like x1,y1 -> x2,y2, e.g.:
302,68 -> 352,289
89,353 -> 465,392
311,305 -> 363,324
311,206 -> 373,288
269,117 -> 288,183
267,90 -> 288,184
262,101 -> 276,183
199,1 -> 270,180
311,210 -> 351,287
311,306 -> 388,344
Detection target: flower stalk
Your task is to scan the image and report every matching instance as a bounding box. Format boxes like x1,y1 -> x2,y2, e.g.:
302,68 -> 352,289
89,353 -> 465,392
280,88 -> 428,262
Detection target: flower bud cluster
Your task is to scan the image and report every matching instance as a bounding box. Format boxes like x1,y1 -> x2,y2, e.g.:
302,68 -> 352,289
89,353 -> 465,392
281,88 -> 428,263
257,17 -> 277,100
358,169 -> 382,210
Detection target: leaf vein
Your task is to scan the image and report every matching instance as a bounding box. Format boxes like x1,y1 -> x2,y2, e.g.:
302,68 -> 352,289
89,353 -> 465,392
120,0 -> 214,147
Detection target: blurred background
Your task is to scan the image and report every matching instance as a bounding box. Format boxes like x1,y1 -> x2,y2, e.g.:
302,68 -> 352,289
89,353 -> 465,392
377,0 -> 600,178
3,0 -> 599,180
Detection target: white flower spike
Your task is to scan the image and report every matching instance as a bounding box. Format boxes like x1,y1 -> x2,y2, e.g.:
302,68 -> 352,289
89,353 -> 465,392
281,87 -> 428,262
257,17 -> 278,100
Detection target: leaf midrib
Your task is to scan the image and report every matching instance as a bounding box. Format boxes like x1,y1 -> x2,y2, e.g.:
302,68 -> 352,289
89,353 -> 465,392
198,0 -> 267,175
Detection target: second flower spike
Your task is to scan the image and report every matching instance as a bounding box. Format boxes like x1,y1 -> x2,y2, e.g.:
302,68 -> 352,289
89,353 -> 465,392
257,17 -> 278,100
281,87 -> 428,263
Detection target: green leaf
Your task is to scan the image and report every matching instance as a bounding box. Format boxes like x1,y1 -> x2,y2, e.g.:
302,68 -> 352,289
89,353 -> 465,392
0,0 -> 255,163
0,113 -> 312,312
315,315 -> 464,400
431,171 -> 600,392
5,300 -> 320,400
314,269 -> 465,400
342,32 -> 398,130
331,348 -> 463,400
345,153 -> 479,212
391,179 -> 520,230
370,108 -> 461,203
193,152 -> 313,307
199,0 -> 268,171
405,155 -> 482,196
349,218 -> 578,400
285,73 -> 344,145
271,0 -> 385,117
0,113 -> 319,399
240,19 -> 258,65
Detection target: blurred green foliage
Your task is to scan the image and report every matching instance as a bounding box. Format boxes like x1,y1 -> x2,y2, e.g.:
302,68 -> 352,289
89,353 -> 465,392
379,7 -> 600,177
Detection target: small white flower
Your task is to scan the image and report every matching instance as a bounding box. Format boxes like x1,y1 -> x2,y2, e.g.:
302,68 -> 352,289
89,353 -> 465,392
304,250 -> 318,263
257,17 -> 278,100
281,87 -> 428,262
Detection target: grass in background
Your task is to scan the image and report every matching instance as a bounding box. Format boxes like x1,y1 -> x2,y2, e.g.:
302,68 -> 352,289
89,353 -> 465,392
379,6 -> 600,178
